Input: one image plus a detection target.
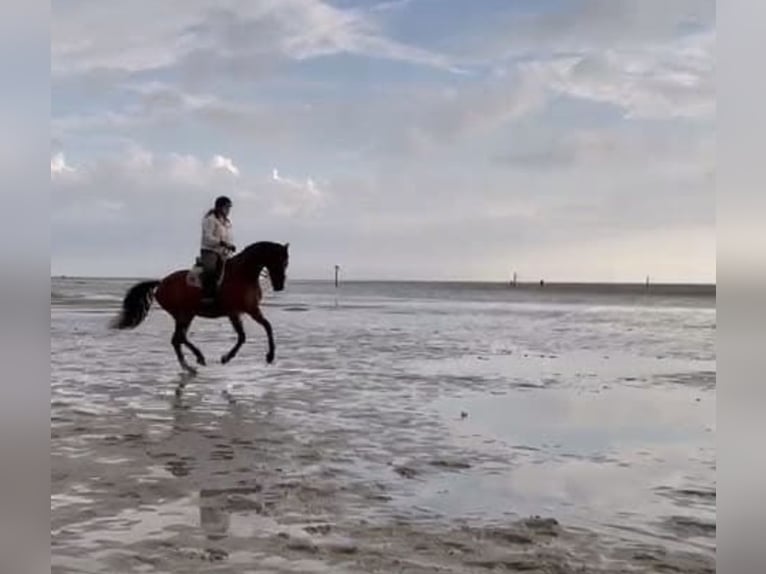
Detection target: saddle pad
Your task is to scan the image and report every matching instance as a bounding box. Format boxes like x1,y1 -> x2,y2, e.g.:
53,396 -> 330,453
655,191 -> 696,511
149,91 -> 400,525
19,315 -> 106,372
185,261 -> 226,289
186,265 -> 204,288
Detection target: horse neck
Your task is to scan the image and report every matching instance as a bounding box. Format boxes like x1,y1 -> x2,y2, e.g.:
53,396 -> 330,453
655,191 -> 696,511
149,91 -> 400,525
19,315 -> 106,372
228,245 -> 268,281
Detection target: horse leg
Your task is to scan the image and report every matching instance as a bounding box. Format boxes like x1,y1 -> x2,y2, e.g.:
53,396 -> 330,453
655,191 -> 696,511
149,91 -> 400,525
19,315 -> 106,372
249,308 -> 275,364
181,318 -> 206,366
172,317 -> 197,375
221,314 -> 246,365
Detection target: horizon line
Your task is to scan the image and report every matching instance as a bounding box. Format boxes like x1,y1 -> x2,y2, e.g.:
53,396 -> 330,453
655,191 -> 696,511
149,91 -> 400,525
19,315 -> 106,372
51,274 -> 716,287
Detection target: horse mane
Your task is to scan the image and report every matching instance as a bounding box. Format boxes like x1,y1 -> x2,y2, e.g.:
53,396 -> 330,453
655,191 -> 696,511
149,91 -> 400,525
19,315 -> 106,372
235,241 -> 283,258
229,241 -> 285,280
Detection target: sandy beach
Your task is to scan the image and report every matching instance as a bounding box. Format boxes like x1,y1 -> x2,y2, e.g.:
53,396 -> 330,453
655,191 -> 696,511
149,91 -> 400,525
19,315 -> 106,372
52,278 -> 715,573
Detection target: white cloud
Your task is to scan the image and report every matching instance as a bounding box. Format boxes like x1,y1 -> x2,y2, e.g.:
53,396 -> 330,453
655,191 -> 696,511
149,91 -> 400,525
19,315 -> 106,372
51,145 -> 246,206
50,1 -> 715,281
403,68 -> 548,149
211,154 -> 240,176
51,151 -> 75,176
269,167 -> 325,216
52,82 -> 309,148
52,1 -> 200,74
516,29 -> 714,120
52,30 -> 712,171
51,0 -> 463,77
369,0 -> 414,13
117,148 -> 241,186
52,145 -> 326,231
472,0 -> 714,61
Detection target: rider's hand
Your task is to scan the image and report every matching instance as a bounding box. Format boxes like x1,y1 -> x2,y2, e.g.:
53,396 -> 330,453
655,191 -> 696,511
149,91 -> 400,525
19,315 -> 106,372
227,243 -> 236,252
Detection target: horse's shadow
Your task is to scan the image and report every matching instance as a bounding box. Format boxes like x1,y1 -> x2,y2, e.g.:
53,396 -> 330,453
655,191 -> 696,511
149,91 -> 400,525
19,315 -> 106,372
171,371 -> 242,408
173,371 -> 197,397
157,391 -> 279,551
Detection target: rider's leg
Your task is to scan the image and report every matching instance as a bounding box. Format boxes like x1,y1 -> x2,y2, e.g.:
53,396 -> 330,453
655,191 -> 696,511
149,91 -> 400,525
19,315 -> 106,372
200,250 -> 219,300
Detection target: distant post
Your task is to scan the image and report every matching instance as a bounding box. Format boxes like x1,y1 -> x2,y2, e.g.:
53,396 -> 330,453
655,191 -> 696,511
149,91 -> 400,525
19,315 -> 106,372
334,265 -> 341,308
511,271 -> 517,287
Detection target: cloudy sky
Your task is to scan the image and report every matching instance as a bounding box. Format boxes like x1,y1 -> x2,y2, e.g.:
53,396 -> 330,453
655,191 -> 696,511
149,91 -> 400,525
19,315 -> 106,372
51,0 -> 715,282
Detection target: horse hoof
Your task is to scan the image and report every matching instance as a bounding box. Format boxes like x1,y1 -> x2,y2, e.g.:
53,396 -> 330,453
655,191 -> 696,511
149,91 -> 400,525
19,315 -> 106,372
221,354 -> 230,365
197,356 -> 207,366
266,353 -> 275,364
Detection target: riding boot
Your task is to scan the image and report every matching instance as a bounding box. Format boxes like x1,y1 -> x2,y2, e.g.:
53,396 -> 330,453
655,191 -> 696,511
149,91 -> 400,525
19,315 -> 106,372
201,272 -> 217,303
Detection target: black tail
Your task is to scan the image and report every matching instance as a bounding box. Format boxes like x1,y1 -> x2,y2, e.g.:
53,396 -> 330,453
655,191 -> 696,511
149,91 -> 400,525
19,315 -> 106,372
111,280 -> 160,330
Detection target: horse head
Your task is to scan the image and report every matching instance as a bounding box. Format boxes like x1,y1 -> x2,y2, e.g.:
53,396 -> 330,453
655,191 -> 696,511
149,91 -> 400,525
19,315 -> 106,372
266,242 -> 289,291
237,241 -> 289,292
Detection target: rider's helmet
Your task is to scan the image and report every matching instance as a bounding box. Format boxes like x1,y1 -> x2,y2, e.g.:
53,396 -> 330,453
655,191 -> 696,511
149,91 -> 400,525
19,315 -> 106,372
215,196 -> 232,211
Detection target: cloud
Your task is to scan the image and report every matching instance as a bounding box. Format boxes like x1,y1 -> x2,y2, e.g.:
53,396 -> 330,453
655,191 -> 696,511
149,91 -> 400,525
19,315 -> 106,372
369,0 -> 414,13
274,1 -> 463,72
49,129 -> 713,281
50,1 -> 715,281
212,154 -> 240,176
534,31 -> 714,119
492,127 -> 714,175
431,2 -> 715,122
397,67 -> 548,151
51,142 -> 333,275
52,82 -> 308,146
52,0 -> 199,75
50,151 -> 75,176
268,168 -> 325,216
51,145 -> 246,244
51,2 -> 714,171
470,0 -> 714,60
52,67 -> 547,164
51,0 -> 463,78
52,26 -> 713,175
136,151 -> 240,187
52,144 -> 326,226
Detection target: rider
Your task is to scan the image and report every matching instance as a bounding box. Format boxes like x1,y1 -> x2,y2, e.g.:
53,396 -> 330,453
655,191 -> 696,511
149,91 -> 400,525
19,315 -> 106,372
200,196 -> 236,302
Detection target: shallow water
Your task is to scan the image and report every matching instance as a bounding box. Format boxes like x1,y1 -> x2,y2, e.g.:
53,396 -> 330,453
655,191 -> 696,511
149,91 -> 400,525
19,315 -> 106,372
51,278 -> 715,573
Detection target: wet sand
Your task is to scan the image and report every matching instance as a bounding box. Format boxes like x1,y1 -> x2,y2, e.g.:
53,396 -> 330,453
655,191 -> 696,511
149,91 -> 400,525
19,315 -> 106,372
52,280 -> 715,573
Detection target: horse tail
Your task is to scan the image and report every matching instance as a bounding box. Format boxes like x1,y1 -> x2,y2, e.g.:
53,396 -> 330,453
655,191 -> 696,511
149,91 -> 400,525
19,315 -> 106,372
111,280 -> 161,330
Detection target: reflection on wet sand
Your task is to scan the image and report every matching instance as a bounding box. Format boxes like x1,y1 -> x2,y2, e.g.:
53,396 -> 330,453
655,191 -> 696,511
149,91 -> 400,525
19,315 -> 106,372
52,380 -> 715,573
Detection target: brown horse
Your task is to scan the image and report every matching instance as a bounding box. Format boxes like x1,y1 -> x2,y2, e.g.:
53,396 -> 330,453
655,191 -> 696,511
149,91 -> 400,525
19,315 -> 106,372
111,241 -> 289,375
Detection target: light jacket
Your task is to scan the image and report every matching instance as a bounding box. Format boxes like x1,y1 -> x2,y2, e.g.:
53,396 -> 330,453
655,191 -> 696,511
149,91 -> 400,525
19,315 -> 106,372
201,211 -> 233,257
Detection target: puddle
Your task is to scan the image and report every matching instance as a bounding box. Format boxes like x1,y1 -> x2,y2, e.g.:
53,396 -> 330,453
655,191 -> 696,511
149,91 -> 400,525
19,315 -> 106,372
401,386 -> 715,553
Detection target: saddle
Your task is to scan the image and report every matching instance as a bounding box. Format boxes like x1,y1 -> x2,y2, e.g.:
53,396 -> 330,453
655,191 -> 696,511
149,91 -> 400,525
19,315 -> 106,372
185,262 -> 205,288
185,257 -> 226,289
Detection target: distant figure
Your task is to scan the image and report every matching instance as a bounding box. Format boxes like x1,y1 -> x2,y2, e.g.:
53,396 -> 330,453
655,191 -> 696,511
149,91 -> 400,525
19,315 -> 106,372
200,196 -> 236,303
539,279 -> 545,288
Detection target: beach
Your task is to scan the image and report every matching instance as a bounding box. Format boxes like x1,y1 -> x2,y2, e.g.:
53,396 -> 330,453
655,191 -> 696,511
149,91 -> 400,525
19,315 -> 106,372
51,278 -> 716,573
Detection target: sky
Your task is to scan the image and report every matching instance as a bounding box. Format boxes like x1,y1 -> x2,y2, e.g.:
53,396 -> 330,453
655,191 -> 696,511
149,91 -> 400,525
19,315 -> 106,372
51,0 -> 715,283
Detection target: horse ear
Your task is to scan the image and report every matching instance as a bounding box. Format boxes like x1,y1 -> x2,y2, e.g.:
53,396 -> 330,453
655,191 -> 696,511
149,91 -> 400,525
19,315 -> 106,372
284,242 -> 290,251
